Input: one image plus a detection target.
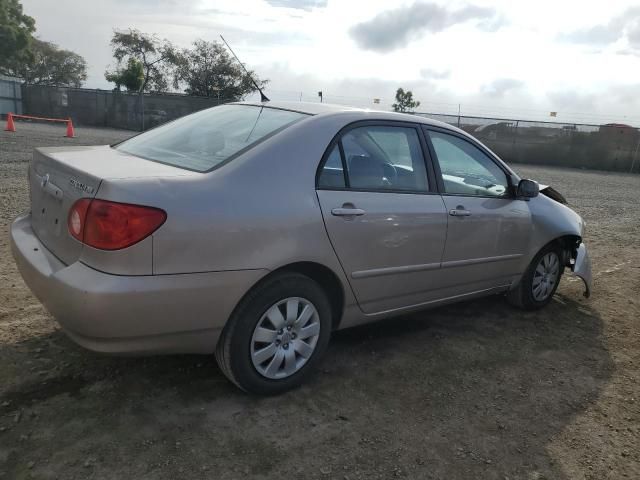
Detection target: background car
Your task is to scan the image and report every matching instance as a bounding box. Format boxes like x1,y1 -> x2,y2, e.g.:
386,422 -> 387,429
11,101 -> 591,394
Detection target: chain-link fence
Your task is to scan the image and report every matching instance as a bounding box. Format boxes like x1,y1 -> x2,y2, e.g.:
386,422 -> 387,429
416,112 -> 640,173
21,85 -> 228,131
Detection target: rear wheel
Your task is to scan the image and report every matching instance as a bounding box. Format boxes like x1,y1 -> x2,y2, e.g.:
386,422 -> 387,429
508,244 -> 564,310
215,273 -> 332,394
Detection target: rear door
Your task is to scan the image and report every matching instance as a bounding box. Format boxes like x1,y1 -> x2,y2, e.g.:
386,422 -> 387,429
316,122 -> 448,314
424,127 -> 532,291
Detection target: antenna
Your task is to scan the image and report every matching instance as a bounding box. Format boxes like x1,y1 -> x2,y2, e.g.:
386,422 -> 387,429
220,35 -> 270,103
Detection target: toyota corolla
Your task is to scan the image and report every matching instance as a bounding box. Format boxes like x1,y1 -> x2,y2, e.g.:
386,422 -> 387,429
11,101 -> 591,394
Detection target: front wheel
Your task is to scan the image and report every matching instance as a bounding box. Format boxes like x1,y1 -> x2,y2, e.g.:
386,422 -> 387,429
508,244 -> 564,310
215,273 -> 332,395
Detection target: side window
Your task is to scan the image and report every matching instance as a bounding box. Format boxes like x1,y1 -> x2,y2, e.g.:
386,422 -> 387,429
341,126 -> 429,191
428,130 -> 509,197
317,145 -> 345,188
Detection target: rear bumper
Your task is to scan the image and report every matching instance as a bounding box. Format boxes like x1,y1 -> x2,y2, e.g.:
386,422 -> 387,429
10,213 -> 267,355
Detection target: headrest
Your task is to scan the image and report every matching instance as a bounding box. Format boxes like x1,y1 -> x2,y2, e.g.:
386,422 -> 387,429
348,154 -> 384,188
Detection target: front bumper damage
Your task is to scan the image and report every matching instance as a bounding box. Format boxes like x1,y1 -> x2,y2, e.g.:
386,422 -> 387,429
571,243 -> 591,298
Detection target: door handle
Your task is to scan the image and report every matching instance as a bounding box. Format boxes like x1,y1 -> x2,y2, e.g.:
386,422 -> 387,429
449,208 -> 471,217
331,207 -> 366,217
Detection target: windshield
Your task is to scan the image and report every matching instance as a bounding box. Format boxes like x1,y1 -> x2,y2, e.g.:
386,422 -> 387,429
116,105 -> 309,172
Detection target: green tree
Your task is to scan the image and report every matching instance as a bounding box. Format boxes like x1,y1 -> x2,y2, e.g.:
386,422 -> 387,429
105,57 -> 144,92
9,39 -> 87,86
392,87 -> 421,113
0,0 -> 36,76
105,29 -> 179,92
176,39 -> 267,100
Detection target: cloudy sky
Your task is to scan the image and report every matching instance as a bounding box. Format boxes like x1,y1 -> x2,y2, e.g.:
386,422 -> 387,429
20,0 -> 640,124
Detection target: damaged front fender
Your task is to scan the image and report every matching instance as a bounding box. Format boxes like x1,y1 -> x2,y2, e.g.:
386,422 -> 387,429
539,185 -> 568,204
571,243 -> 591,298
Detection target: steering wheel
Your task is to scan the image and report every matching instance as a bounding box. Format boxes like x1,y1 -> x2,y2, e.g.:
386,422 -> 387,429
381,163 -> 398,186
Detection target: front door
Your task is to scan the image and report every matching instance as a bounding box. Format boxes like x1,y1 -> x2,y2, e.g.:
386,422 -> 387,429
425,128 -> 532,293
316,123 -> 448,314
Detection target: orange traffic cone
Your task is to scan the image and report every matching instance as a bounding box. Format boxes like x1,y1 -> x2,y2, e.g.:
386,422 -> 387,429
65,118 -> 75,138
4,113 -> 16,132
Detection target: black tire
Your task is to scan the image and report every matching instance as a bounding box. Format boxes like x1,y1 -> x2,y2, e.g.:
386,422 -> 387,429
507,243 -> 565,310
215,272 -> 332,395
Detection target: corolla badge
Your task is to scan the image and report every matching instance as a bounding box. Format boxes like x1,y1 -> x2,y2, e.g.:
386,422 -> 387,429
69,178 -> 95,194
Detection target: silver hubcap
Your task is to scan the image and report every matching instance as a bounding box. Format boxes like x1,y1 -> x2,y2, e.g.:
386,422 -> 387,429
250,297 -> 321,380
532,252 -> 560,301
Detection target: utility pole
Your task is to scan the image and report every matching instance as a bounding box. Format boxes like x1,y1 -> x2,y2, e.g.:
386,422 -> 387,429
140,92 -> 145,131
631,136 -> 640,173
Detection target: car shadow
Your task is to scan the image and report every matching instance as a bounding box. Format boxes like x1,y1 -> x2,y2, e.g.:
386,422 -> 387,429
0,291 -> 611,479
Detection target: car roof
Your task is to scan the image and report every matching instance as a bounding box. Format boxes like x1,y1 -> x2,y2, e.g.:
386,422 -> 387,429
232,100 -> 456,130
233,100 -> 370,115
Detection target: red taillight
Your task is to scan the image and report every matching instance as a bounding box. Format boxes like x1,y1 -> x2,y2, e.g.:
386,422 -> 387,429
68,199 -> 166,250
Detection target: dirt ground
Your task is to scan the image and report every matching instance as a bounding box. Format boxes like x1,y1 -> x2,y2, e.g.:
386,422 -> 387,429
0,122 -> 638,480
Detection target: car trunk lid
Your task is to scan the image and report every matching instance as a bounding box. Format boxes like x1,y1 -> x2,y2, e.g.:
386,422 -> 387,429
29,146 -> 194,266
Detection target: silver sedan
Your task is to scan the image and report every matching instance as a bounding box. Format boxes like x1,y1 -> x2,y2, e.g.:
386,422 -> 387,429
11,101 -> 591,394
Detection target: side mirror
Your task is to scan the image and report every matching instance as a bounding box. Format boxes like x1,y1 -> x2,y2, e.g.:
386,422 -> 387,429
517,179 -> 539,198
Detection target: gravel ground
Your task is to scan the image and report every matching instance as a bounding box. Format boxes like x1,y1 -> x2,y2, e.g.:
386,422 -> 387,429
0,123 -> 638,480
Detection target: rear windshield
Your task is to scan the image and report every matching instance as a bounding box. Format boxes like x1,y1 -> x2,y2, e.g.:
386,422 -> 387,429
115,104 -> 309,172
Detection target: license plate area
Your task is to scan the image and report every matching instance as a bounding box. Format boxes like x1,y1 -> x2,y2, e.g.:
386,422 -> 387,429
33,185 -> 65,239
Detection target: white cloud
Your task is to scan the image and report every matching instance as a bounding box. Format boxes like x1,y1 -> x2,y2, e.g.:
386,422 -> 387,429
263,0 -> 328,10
420,68 -> 450,80
480,79 -> 524,98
